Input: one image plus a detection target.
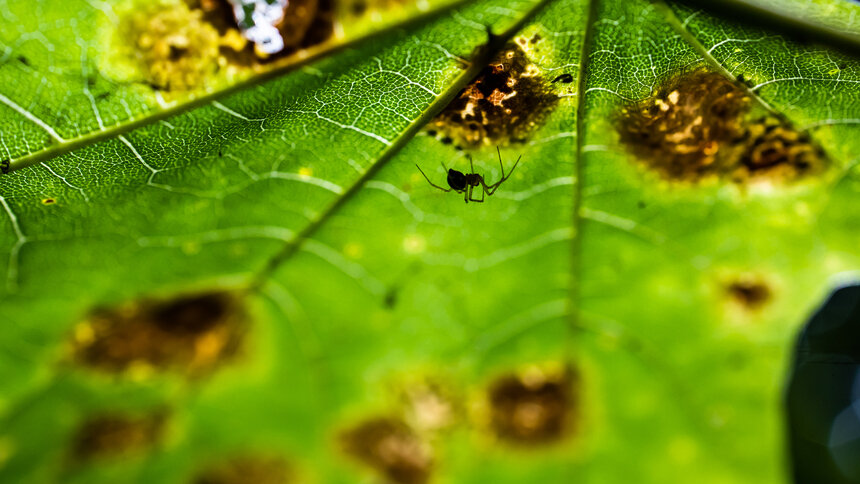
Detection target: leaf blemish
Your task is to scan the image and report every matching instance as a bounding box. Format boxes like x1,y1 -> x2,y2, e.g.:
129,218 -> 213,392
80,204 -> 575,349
725,275 -> 772,311
117,1 -> 222,91
109,0 -> 334,92
349,0 -> 367,16
193,454 -> 293,484
551,73 -> 573,84
70,290 -> 246,376
41,198 -> 56,205
486,365 -> 578,446
617,69 -> 826,184
339,416 -> 433,484
71,410 -> 167,461
214,0 -> 335,60
428,43 -> 558,149
401,380 -> 457,433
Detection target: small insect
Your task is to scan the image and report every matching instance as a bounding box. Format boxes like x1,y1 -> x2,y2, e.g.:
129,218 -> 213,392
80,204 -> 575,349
416,147 -> 521,203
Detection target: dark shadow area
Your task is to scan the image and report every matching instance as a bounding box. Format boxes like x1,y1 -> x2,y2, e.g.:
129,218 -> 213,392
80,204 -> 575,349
787,284 -> 860,483
674,0 -> 860,57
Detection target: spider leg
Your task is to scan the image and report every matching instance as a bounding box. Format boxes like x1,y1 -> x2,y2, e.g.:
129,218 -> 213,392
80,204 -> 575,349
484,147 -> 509,193
468,154 -> 475,175
415,164 -> 452,192
486,154 -> 521,195
464,185 -> 470,203
470,184 -> 485,203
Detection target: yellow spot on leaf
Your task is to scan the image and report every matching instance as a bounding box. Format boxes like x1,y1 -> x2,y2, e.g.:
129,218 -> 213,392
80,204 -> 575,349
127,360 -> 155,381
829,68 -> 840,75
402,234 -> 426,254
298,167 -> 313,177
74,323 -> 96,345
344,242 -> 364,259
220,29 -> 248,53
102,0 -> 220,93
41,198 -> 56,205
667,90 -> 680,104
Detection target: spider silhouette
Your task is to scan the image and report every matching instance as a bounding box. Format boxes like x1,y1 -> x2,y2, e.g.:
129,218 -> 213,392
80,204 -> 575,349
415,147 -> 521,203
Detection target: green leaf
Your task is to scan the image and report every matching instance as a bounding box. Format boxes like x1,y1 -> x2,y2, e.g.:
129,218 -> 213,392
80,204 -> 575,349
0,0 -> 858,483
675,0 -> 860,53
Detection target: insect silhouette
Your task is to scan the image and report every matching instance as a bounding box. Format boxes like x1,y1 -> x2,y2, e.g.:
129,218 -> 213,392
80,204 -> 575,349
415,147 -> 521,203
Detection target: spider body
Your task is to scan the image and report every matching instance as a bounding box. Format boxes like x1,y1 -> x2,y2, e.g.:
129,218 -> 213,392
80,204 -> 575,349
417,148 -> 520,203
447,169 -> 469,191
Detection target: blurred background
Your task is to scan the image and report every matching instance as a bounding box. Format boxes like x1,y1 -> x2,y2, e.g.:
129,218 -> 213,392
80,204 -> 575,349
787,284 -> 860,483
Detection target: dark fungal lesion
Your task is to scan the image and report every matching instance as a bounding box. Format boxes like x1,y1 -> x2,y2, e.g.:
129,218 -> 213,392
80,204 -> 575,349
486,365 -> 579,446
71,410 -> 168,461
339,416 -> 433,484
113,0 -> 335,91
193,454 -> 294,484
193,0 -> 335,59
725,274 -> 772,311
70,290 -> 247,376
198,0 -> 335,59
551,73 -> 573,84
740,116 -> 824,179
427,42 -> 559,149
616,69 -> 827,184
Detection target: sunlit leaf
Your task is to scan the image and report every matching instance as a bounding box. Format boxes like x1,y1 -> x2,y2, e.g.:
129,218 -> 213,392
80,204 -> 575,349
1,0 -> 858,482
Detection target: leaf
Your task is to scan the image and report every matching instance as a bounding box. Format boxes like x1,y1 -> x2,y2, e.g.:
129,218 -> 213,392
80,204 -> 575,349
0,0 -> 461,168
675,0 -> 860,53
0,0 -> 858,483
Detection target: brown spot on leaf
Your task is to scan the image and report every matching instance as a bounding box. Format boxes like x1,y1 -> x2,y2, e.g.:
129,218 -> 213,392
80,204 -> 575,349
726,276 -> 772,311
124,1 -> 221,91
72,410 -> 167,461
193,0 -> 333,62
115,0 -> 334,91
193,454 -> 293,484
349,0 -> 368,15
487,365 -> 577,446
71,290 -> 246,376
617,69 -> 826,183
41,198 -> 56,205
429,43 -> 558,148
340,417 -> 432,484
738,117 -> 823,180
551,73 -> 573,84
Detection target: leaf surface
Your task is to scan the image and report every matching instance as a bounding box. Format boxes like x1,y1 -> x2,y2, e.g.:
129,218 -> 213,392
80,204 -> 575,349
0,0 -> 858,483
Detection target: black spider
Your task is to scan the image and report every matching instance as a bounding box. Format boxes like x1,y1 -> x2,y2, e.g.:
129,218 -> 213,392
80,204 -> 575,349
415,147 -> 521,203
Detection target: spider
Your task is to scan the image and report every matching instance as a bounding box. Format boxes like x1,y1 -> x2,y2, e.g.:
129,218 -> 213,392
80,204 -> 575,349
415,147 -> 521,203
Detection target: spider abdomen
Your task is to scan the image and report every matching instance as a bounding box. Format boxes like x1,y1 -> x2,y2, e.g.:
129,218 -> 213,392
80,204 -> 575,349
447,169 -> 468,191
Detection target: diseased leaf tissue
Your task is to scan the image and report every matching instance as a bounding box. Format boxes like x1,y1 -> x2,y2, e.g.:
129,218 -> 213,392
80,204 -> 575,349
0,0 -> 858,483
617,69 -> 826,183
